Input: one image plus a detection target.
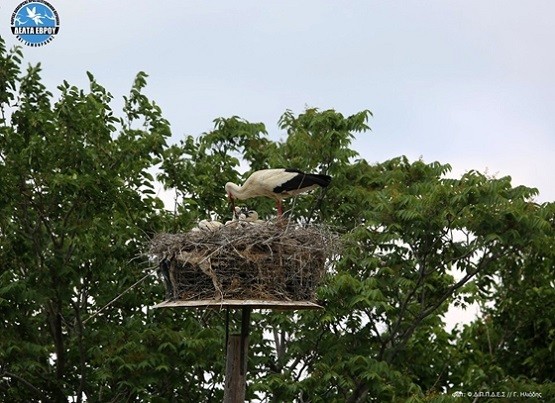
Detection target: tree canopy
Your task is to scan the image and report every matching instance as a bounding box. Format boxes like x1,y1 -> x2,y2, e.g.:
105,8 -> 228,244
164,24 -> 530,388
1,36 -> 554,402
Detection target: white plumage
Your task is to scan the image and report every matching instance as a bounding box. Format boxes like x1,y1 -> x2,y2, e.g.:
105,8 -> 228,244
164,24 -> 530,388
198,219 -> 223,232
234,206 -> 260,222
225,168 -> 331,216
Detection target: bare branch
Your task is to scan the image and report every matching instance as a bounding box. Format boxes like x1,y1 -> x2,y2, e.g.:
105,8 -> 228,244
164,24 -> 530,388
1,371 -> 49,401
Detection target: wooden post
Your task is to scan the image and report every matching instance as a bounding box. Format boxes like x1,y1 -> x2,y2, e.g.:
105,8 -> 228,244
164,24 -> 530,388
152,300 -> 323,401
223,308 -> 251,403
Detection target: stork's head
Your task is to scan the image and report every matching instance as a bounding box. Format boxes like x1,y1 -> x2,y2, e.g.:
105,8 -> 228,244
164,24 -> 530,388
224,182 -> 235,198
243,209 -> 259,222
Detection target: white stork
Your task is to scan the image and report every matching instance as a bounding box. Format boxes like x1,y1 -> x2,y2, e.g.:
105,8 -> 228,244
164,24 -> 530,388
225,168 -> 332,216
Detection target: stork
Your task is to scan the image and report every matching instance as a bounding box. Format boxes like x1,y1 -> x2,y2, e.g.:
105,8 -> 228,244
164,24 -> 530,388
225,168 -> 332,216
234,206 -> 259,222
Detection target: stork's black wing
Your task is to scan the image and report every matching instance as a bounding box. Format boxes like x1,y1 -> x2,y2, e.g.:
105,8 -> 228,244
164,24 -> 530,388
273,169 -> 332,193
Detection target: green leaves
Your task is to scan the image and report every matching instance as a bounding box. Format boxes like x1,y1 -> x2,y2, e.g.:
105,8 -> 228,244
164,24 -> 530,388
0,44 -> 173,402
277,108 -> 371,172
0,39 -> 22,114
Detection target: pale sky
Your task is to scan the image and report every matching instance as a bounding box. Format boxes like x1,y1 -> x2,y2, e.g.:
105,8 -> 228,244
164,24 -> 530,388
4,1 -> 552,327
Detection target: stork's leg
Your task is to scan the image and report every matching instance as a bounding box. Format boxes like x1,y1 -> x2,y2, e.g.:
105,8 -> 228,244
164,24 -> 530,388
277,200 -> 283,217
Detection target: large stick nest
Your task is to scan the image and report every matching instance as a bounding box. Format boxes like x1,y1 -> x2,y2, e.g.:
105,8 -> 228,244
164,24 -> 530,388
149,222 -> 336,302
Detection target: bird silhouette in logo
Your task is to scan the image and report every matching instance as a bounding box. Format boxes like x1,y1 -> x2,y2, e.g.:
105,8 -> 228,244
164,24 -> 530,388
26,6 -> 44,25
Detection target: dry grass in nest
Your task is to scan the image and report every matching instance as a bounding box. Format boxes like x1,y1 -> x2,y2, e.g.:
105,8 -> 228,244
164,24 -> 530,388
149,222 -> 336,302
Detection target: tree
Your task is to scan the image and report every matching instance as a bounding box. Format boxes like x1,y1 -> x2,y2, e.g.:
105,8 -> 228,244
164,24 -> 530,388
0,36 -> 227,402
450,201 -> 555,399
242,153 -> 554,401
158,115 -> 272,229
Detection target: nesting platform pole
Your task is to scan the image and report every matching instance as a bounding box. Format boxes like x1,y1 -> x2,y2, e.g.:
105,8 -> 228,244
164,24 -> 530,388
154,299 -> 322,402
223,307 -> 250,403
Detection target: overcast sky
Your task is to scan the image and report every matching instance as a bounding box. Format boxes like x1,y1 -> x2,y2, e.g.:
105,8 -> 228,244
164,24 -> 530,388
2,1 -> 554,202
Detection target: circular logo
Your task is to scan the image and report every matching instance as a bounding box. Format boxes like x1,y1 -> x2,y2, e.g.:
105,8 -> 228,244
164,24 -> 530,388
11,1 -> 60,47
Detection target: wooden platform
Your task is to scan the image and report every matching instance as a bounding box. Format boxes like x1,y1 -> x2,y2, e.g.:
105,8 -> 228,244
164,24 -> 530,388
152,299 -> 323,310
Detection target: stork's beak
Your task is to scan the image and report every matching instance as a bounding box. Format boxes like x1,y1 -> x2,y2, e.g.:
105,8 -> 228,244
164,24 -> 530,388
227,193 -> 235,212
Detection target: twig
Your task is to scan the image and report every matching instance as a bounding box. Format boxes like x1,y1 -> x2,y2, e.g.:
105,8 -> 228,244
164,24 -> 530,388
306,186 -> 329,225
149,224 -> 334,300
82,269 -> 154,325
